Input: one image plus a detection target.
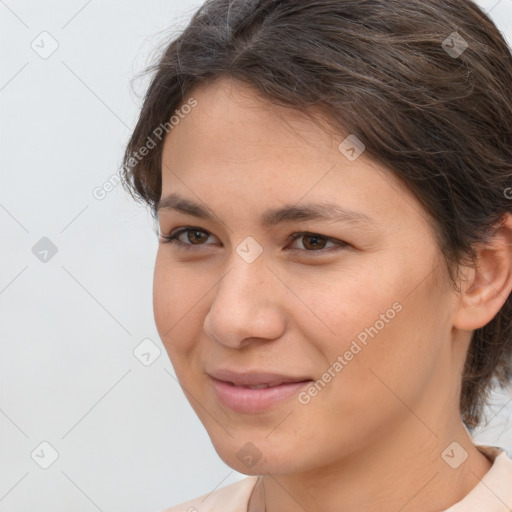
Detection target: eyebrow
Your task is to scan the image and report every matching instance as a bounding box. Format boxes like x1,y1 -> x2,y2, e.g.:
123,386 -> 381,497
156,193 -> 377,228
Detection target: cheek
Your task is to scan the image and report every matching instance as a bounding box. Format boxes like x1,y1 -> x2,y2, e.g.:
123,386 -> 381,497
152,253 -> 203,356
152,256 -> 174,338
301,259 -> 444,401
318,283 -> 446,425
293,314 -> 438,459
291,263 -> 397,351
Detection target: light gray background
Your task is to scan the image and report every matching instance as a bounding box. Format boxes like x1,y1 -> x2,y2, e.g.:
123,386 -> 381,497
1,1 -> 511,511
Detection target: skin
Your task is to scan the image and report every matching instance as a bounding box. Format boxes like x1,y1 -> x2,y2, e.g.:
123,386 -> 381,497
154,76 -> 512,512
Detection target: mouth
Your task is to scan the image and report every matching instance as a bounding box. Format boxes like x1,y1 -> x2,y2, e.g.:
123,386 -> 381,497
208,368 -> 312,386
208,369 -> 314,413
224,382 -> 291,389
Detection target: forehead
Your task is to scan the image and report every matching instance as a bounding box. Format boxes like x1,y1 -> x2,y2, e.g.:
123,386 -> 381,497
159,78 -> 427,230
163,78 -> 342,163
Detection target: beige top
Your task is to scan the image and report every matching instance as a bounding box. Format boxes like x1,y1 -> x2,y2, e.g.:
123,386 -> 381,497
160,445 -> 512,512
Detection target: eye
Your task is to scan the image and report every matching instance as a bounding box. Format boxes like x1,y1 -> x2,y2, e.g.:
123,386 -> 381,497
287,232 -> 349,254
159,227 -> 349,255
159,227 -> 218,249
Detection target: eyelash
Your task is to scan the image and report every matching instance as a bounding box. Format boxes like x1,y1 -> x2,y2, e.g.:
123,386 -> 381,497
159,226 -> 349,255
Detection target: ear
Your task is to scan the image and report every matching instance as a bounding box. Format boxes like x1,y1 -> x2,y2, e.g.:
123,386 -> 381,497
453,213 -> 512,331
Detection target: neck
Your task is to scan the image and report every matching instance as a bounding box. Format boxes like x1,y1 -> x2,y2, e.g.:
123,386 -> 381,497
251,417 -> 492,512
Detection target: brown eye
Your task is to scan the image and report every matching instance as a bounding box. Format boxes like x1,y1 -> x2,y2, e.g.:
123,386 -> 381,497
288,232 -> 349,254
301,234 -> 328,250
159,227 -> 217,247
186,229 -> 209,244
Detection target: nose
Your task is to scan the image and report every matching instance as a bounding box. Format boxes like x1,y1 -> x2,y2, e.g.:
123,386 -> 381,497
203,255 -> 287,349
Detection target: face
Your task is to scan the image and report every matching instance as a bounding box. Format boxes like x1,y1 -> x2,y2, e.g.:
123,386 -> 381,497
153,77 -> 462,476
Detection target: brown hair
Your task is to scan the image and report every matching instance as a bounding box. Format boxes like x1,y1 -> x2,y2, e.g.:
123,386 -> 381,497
120,0 -> 512,430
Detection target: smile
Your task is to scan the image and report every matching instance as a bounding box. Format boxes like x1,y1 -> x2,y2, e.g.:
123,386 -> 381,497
209,376 -> 313,413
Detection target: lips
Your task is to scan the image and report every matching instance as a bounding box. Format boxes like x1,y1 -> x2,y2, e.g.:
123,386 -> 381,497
208,368 -> 313,413
208,368 -> 312,387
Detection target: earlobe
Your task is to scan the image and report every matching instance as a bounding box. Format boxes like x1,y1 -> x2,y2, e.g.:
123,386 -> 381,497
453,213 -> 512,331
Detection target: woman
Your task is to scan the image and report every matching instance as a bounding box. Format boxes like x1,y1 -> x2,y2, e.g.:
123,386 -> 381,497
120,0 -> 512,510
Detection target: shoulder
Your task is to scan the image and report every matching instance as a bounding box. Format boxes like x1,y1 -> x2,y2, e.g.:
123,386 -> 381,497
158,476 -> 259,512
446,444 -> 512,511
475,444 -> 512,477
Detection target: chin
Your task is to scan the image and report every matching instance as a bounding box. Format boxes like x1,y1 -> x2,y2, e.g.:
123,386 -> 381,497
210,435 -> 307,476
